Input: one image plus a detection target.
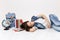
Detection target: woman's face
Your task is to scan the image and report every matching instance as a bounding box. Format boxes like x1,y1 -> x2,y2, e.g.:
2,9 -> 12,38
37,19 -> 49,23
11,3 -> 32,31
27,22 -> 34,27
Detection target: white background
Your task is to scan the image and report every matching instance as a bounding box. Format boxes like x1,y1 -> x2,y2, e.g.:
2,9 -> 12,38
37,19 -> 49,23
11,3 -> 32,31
0,0 -> 60,40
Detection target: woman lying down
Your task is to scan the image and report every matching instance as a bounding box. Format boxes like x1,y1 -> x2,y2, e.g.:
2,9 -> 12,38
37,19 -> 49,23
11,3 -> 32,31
20,13 -> 60,32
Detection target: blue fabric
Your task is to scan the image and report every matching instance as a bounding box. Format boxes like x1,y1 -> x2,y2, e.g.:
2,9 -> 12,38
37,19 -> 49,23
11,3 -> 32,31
52,25 -> 60,32
34,22 -> 45,29
6,13 -> 16,27
49,14 -> 60,26
2,20 -> 7,27
31,16 -> 45,29
31,16 -> 44,21
31,16 -> 39,21
6,13 -> 16,19
49,14 -> 60,32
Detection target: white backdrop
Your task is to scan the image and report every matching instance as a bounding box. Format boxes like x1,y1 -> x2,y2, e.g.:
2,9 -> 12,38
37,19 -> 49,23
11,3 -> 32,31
0,0 -> 60,40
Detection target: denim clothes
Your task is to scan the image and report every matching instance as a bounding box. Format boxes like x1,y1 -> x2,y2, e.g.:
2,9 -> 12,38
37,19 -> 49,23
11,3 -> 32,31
49,14 -> 60,32
31,16 -> 46,29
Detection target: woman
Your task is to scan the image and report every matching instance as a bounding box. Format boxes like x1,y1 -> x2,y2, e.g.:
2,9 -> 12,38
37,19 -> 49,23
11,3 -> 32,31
21,14 -> 60,32
20,13 -> 51,32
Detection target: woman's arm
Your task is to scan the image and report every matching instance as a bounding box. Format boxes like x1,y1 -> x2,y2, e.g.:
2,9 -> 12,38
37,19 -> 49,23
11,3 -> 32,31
29,27 -> 37,32
37,13 -> 51,28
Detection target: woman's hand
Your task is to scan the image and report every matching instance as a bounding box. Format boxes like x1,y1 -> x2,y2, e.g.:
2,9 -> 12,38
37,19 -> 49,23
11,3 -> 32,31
29,27 -> 37,32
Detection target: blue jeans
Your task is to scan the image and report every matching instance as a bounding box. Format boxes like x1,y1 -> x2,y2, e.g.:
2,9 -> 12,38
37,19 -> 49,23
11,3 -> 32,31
49,14 -> 60,32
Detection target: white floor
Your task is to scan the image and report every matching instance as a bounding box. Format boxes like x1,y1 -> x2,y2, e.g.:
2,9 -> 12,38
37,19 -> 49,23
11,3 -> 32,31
0,26 -> 60,40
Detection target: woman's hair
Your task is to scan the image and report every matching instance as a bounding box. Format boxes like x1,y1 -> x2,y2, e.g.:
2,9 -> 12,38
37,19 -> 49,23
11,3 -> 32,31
20,21 -> 33,31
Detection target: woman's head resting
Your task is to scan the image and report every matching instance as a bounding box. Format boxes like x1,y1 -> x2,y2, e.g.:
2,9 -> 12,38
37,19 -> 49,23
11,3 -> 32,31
20,21 -> 34,31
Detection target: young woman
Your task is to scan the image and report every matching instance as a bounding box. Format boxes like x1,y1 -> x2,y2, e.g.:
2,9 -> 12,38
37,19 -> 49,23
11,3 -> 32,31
20,13 -> 51,32
20,13 -> 60,32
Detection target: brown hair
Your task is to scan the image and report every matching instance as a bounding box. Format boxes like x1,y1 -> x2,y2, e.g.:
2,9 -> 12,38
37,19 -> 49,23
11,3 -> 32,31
20,21 -> 33,31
